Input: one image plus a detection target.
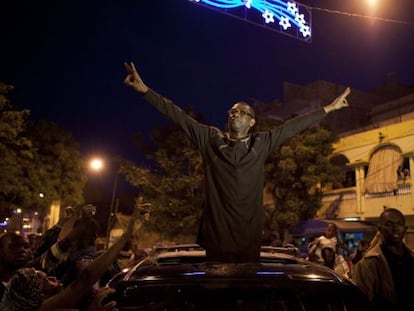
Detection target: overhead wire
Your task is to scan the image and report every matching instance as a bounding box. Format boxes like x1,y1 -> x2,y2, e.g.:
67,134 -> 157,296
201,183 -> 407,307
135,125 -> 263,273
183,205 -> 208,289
308,5 -> 414,26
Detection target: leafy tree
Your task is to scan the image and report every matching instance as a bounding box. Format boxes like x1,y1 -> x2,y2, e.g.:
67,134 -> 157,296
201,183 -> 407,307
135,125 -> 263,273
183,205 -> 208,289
261,124 -> 344,242
28,120 -> 86,211
119,108 -> 204,242
0,83 -> 35,218
0,83 -> 86,220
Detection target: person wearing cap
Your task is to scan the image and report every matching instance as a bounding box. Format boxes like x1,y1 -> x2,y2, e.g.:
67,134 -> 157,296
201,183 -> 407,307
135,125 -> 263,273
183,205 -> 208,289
123,61 -> 351,263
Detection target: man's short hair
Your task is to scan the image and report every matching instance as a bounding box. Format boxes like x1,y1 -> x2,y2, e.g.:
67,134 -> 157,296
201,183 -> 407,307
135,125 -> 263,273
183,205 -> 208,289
230,101 -> 255,118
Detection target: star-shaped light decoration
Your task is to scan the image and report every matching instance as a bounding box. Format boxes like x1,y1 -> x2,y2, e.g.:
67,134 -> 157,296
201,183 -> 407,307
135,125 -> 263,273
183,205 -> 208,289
262,9 -> 275,24
287,1 -> 298,15
295,13 -> 306,25
300,25 -> 311,37
187,0 -> 312,41
279,16 -> 291,30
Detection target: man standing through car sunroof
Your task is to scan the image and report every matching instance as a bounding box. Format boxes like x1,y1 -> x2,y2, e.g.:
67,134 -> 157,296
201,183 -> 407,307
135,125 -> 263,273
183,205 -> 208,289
123,61 -> 351,263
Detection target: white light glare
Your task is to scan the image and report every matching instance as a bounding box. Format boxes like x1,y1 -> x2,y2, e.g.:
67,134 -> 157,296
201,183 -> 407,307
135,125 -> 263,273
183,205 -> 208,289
90,158 -> 104,171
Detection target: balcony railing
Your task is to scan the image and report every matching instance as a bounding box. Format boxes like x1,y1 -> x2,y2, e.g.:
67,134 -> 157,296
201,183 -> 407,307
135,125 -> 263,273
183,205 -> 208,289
322,181 -> 413,219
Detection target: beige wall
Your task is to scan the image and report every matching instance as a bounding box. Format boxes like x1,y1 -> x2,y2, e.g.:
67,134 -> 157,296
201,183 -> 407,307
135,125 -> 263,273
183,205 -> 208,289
322,118 -> 414,250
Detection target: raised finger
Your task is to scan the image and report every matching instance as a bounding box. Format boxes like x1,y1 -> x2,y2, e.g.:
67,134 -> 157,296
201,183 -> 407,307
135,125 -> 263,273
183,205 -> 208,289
124,62 -> 133,73
343,87 -> 351,97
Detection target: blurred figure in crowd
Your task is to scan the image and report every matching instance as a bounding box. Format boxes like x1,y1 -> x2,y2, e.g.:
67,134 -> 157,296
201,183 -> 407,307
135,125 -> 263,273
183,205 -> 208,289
0,232 -> 31,300
353,208 -> 414,310
39,207 -> 115,309
57,216 -> 100,287
0,203 -> 144,311
351,238 -> 370,265
320,246 -> 336,269
320,247 -> 350,278
308,223 -> 338,263
27,233 -> 42,255
33,204 -> 96,261
348,238 -> 370,278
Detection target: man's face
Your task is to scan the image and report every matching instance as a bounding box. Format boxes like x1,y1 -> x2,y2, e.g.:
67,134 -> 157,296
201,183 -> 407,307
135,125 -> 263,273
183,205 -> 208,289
227,103 -> 255,134
325,224 -> 337,238
0,233 -> 31,269
380,211 -> 407,245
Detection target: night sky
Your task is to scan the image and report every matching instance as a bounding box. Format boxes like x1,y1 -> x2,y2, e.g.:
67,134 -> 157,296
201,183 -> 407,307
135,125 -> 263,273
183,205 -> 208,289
1,0 -> 414,203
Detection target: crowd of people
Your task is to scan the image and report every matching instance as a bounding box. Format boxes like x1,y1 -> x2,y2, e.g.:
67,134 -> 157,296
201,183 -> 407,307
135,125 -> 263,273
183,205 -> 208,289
260,207 -> 414,310
293,208 -> 414,310
305,222 -> 354,278
0,205 -> 414,311
0,203 -> 149,311
0,61 -> 411,310
2,206 -> 413,310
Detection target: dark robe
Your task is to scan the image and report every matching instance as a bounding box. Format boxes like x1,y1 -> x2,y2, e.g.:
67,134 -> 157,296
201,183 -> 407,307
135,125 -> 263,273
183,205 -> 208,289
143,89 -> 327,262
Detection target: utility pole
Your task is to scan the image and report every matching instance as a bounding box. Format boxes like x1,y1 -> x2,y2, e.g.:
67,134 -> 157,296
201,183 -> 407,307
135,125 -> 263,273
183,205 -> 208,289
105,173 -> 119,249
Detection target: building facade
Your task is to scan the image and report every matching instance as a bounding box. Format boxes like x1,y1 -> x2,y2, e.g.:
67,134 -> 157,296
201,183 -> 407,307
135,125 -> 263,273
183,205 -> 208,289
260,79 -> 414,248
321,118 -> 414,247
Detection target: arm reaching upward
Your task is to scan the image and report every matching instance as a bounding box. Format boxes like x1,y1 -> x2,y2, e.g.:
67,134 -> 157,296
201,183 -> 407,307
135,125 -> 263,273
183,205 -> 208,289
124,62 -> 149,94
39,203 -> 146,311
323,87 -> 351,113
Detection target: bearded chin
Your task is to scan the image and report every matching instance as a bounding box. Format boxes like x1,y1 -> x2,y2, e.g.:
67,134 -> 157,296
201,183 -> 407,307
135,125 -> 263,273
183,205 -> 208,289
229,120 -> 241,132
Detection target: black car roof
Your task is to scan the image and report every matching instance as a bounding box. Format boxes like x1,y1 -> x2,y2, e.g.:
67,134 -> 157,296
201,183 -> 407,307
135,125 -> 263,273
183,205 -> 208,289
115,245 -> 346,286
109,245 -> 367,311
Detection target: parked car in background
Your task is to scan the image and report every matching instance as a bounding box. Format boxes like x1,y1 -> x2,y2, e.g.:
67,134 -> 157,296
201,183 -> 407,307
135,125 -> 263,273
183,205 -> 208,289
106,244 -> 367,310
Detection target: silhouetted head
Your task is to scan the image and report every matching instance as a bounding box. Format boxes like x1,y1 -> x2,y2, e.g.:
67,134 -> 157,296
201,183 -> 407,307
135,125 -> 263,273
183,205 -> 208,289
321,247 -> 336,269
0,267 -> 62,310
0,232 -> 31,270
325,223 -> 338,239
72,217 -> 99,249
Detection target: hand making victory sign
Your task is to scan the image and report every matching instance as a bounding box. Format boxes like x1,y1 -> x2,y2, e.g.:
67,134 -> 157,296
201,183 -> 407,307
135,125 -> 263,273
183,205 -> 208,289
123,62 -> 149,94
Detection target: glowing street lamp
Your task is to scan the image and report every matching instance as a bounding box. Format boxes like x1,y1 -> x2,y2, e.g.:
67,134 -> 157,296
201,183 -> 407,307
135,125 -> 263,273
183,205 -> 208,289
89,157 -> 104,172
87,156 -> 119,249
366,0 -> 378,18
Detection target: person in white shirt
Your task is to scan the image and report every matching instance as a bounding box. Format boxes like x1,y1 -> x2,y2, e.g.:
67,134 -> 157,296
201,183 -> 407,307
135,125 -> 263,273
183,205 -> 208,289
308,222 -> 338,263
